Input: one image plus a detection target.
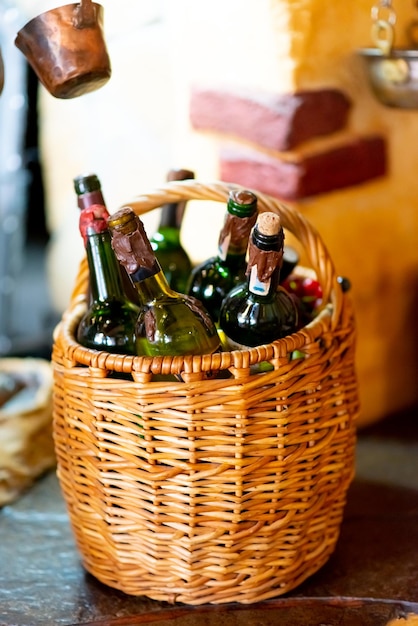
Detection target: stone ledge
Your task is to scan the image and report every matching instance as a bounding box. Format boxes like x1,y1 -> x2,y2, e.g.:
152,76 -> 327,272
190,86 -> 352,151
219,136 -> 387,200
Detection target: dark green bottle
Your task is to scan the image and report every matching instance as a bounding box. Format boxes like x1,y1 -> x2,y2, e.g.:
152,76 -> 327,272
186,189 -> 258,322
219,211 -> 298,349
150,168 -> 194,293
107,207 -> 220,358
76,204 -> 140,354
74,173 -> 107,305
73,172 -> 138,304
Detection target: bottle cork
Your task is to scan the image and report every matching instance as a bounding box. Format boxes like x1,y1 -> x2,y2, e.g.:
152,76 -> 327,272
230,189 -> 257,206
257,212 -> 281,236
167,168 -> 195,182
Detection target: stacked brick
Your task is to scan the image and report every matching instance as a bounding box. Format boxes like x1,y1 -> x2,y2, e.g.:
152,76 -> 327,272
190,87 -> 387,200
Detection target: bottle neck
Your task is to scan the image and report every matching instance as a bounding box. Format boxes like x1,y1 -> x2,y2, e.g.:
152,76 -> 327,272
108,208 -> 180,300
129,260 -> 174,303
248,263 -> 281,297
218,231 -> 248,262
158,200 -> 186,230
86,231 -> 127,303
246,226 -> 284,297
78,189 -> 105,211
218,212 -> 256,262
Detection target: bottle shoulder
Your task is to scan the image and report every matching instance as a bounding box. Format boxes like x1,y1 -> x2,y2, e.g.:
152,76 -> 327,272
85,297 -> 140,316
134,293 -> 219,357
219,285 -> 298,347
151,227 -> 183,249
223,284 -> 297,307
77,299 -> 139,354
190,256 -> 219,272
189,256 -> 245,283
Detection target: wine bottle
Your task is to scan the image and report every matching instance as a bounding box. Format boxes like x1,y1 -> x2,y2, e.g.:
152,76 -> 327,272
107,207 -> 220,357
76,203 -> 140,354
150,168 -> 194,293
187,189 -> 258,322
219,211 -> 298,349
73,172 -> 138,304
74,173 -> 108,304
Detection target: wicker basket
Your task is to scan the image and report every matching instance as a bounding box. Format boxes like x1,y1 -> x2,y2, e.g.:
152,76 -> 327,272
52,180 -> 359,605
1,357 -> 55,506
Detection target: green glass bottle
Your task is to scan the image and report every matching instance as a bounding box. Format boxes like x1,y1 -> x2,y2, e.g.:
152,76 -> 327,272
150,168 -> 194,293
74,173 -> 108,305
73,172 -> 138,304
76,204 -> 140,354
186,189 -> 258,322
107,207 -> 220,358
219,211 -> 298,349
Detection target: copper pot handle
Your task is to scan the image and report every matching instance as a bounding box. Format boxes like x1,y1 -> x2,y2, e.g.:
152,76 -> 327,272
73,0 -> 97,28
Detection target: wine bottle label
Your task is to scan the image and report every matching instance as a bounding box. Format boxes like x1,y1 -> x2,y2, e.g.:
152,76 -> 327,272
248,265 -> 270,296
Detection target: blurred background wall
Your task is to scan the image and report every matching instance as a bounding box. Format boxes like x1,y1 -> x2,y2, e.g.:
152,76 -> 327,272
2,0 -> 418,426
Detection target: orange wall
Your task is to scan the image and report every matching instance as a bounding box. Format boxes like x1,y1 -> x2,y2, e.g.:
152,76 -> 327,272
170,1 -> 418,425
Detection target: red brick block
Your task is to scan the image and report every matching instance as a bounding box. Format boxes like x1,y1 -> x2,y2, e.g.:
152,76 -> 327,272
219,136 -> 387,200
190,87 -> 352,151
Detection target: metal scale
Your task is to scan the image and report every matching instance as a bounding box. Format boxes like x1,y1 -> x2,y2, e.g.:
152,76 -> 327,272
359,0 -> 418,108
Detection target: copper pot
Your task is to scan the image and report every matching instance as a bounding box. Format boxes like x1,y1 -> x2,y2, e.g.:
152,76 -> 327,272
15,0 -> 111,99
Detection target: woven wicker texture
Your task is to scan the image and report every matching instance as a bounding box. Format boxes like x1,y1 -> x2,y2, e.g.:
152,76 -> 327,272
52,180 -> 359,604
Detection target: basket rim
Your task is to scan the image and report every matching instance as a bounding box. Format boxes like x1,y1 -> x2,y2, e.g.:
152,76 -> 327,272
55,296 -> 334,374
57,179 -> 344,375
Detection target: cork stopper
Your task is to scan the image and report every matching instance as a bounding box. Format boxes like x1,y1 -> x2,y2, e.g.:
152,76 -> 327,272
108,207 -> 156,275
73,173 -> 101,195
107,207 -> 138,235
230,189 -> 257,206
167,168 -> 195,182
257,212 -> 281,236
247,211 -> 284,281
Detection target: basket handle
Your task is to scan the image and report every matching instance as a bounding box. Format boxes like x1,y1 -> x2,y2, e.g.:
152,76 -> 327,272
70,180 -> 343,329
